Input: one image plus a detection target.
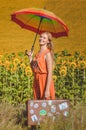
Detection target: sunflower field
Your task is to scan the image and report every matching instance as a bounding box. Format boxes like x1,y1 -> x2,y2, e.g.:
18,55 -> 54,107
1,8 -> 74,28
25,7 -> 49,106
0,52 -> 33,104
0,50 -> 86,105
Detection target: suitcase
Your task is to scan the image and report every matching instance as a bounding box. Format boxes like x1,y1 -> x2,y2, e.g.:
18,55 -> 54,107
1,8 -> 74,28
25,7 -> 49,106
27,100 -> 69,125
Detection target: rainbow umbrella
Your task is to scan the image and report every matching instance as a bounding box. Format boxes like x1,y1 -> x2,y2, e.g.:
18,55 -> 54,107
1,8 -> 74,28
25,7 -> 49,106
11,7 -> 69,50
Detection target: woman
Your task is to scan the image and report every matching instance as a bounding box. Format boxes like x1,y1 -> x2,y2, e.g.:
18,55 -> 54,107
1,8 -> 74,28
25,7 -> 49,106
26,32 -> 55,100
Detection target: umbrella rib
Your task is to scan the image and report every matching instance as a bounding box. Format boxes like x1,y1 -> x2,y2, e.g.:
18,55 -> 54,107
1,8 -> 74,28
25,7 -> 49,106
24,15 -> 36,25
23,14 -> 44,27
50,20 -> 57,33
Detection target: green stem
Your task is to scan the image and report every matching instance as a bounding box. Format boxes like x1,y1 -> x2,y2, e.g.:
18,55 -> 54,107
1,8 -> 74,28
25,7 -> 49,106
72,69 -> 74,86
83,69 -> 85,80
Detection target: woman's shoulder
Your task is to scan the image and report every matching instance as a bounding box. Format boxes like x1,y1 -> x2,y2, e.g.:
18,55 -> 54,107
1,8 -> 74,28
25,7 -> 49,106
43,49 -> 50,55
35,49 -> 50,58
44,49 -> 52,61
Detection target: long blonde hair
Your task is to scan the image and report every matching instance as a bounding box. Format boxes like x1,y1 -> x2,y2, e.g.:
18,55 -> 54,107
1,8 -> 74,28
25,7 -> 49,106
43,32 -> 54,60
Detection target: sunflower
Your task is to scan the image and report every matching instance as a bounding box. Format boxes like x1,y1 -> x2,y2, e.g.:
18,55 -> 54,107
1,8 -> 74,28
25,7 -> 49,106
60,66 -> 67,71
20,63 -> 26,69
11,66 -> 17,73
78,60 -> 86,69
52,75 -> 57,82
69,61 -> 77,69
13,58 -> 20,65
25,66 -> 32,76
59,69 -> 67,76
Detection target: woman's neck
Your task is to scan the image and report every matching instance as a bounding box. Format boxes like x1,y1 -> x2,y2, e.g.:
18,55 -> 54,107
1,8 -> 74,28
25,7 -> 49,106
40,45 -> 48,52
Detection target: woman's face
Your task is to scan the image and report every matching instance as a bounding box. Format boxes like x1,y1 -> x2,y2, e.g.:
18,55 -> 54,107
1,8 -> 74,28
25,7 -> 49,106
39,33 -> 49,46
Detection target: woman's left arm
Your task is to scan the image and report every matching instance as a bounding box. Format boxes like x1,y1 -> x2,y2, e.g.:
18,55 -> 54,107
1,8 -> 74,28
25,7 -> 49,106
45,52 -> 53,98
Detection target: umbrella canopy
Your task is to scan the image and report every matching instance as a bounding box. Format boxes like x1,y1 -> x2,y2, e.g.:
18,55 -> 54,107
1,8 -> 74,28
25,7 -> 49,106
11,7 -> 69,50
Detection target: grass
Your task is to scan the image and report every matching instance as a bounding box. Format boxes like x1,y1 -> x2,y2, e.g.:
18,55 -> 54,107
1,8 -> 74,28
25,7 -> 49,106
0,102 -> 86,130
0,0 -> 86,56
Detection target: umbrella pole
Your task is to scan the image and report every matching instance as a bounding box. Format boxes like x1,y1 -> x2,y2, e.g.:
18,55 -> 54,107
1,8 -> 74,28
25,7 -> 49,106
31,17 -> 43,51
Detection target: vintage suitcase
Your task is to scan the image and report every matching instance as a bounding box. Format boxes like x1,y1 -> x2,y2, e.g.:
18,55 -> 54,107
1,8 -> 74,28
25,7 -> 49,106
27,100 -> 69,125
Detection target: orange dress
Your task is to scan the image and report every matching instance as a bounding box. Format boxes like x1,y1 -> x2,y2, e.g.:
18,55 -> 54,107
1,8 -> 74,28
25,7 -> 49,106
31,49 -> 55,100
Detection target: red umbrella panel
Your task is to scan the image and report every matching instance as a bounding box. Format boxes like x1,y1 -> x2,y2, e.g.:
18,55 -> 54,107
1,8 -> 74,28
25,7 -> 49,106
11,8 -> 69,50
